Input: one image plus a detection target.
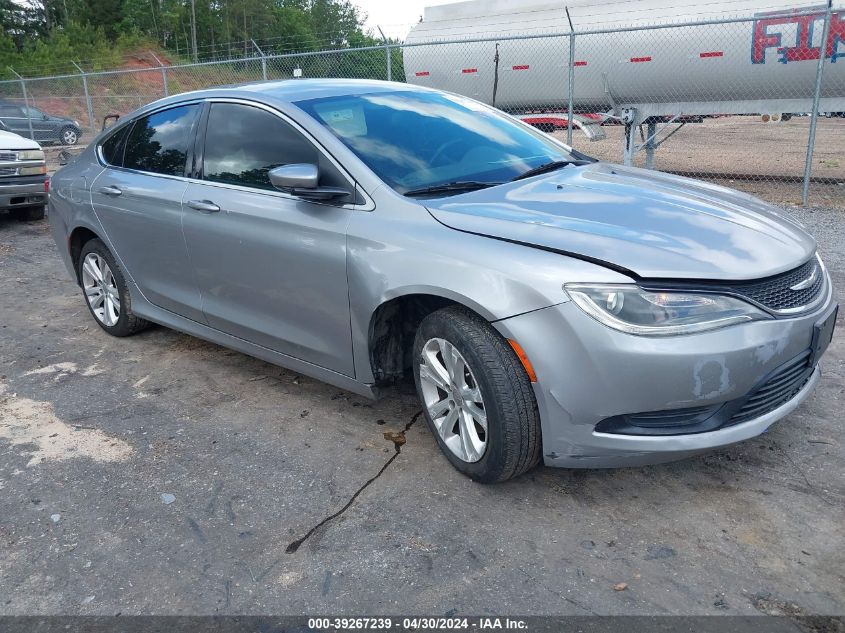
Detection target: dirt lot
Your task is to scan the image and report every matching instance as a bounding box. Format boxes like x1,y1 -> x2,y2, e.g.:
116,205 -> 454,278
0,205 -> 843,616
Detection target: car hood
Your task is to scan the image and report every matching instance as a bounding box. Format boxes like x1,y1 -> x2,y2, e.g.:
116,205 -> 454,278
425,163 -> 815,281
0,129 -> 41,150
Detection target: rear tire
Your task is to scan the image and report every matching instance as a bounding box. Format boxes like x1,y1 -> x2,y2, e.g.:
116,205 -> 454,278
12,206 -> 45,221
413,305 -> 542,483
78,238 -> 150,337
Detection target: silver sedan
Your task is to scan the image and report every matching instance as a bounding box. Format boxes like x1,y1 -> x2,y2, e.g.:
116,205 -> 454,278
48,79 -> 837,482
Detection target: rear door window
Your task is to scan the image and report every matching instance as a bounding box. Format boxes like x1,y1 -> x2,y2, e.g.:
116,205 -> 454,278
123,104 -> 200,176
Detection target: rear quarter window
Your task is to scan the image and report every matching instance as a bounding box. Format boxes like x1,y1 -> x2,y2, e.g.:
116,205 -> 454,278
99,124 -> 130,166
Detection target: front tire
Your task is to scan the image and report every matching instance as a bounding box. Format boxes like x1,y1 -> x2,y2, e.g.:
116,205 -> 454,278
78,238 -> 149,337
413,306 -> 542,483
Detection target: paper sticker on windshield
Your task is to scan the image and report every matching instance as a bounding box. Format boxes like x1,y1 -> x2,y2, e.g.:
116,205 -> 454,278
314,104 -> 367,137
328,109 -> 353,122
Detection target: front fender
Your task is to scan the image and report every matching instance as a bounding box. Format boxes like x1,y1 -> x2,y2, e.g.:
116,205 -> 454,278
346,194 -> 632,384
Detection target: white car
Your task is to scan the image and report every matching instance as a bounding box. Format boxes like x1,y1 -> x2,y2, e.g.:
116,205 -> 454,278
0,127 -> 47,221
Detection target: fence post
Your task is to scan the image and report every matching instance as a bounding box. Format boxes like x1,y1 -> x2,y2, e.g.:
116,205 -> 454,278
565,7 -> 575,146
150,52 -> 169,96
567,33 -> 575,146
252,40 -> 268,81
8,68 -> 34,141
378,26 -> 392,81
71,61 -> 96,133
802,0 -> 833,206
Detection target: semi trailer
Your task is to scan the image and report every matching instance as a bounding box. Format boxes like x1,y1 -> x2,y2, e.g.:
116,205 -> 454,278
403,0 -> 845,165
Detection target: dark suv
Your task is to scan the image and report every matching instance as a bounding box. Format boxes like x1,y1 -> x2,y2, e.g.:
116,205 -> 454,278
0,102 -> 82,145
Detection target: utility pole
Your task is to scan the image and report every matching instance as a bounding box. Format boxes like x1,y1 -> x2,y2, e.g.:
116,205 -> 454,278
190,0 -> 199,63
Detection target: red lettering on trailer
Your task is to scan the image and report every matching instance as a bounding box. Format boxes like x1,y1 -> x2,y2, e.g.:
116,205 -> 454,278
699,51 -> 724,58
512,64 -> 530,70
573,61 -> 587,66
630,56 -> 652,63
752,10 -> 844,64
415,71 -> 430,76
462,68 -> 478,74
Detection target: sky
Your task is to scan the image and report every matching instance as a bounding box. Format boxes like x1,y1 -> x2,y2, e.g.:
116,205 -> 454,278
356,0 -> 456,40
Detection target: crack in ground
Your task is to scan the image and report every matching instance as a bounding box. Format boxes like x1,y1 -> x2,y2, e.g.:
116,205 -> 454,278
285,410 -> 422,554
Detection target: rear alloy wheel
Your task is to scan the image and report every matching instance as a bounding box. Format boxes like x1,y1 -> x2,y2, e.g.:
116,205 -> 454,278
78,238 -> 149,337
413,306 -> 542,483
82,252 -> 121,327
60,127 -> 79,146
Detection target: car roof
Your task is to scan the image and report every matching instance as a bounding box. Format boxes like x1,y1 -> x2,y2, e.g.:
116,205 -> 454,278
164,78 -> 433,105
93,79 -> 437,145
236,78 -> 424,101
145,79 -> 435,112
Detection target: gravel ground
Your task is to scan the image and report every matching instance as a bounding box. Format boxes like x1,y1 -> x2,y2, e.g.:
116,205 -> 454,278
0,202 -> 843,616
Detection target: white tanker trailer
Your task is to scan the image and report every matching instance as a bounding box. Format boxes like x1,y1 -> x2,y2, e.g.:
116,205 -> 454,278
403,0 -> 845,164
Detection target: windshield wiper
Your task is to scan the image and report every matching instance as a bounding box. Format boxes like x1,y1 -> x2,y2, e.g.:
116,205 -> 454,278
403,181 -> 502,198
510,159 -> 589,182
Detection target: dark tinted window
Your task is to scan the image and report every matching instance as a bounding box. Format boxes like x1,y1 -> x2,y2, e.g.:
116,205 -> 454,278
0,105 -> 23,117
124,104 -> 199,176
100,125 -> 130,166
202,103 -> 318,190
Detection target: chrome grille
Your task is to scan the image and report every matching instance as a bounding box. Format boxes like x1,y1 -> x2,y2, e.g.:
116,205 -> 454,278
0,151 -> 17,162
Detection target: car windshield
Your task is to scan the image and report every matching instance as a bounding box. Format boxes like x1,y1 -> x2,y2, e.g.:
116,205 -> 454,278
295,90 -> 575,195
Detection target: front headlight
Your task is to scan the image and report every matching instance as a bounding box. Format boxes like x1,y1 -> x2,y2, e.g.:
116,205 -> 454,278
564,284 -> 771,336
18,149 -> 44,161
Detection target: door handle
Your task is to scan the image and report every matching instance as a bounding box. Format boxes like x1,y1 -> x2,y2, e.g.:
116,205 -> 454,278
186,199 -> 221,213
98,185 -> 122,196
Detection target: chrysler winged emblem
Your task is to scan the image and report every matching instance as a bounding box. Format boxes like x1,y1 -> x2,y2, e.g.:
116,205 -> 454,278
790,267 -> 818,291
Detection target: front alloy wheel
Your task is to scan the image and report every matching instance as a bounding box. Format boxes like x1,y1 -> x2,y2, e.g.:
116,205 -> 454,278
413,306 -> 542,483
419,337 -> 488,463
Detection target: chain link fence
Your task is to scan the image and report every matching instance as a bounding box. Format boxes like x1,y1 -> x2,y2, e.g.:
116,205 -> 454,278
1,6 -> 842,207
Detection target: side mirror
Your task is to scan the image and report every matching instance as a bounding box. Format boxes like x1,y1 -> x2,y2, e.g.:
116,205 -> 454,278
42,113 -> 49,120
268,164 -> 351,202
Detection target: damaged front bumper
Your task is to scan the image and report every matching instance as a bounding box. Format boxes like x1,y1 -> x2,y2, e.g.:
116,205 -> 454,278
493,286 -> 836,468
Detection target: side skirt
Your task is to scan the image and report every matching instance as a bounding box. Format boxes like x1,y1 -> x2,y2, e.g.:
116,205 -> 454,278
128,283 -> 379,400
